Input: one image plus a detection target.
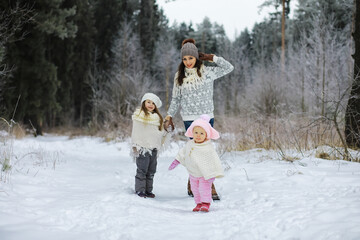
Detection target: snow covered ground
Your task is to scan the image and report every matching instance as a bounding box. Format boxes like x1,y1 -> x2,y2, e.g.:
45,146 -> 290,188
0,135 -> 360,240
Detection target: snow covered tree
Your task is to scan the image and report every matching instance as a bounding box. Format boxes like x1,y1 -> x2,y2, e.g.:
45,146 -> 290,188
153,34 -> 178,110
292,0 -> 352,42
93,22 -> 154,128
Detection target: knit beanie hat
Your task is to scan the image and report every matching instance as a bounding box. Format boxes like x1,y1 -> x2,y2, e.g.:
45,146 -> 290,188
180,38 -> 199,59
141,93 -> 162,108
185,114 -> 220,140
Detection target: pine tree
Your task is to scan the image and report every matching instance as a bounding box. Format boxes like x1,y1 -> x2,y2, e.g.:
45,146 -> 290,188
171,22 -> 195,49
93,0 -> 123,72
260,0 -> 291,69
52,0 -> 96,127
138,0 -> 162,63
2,0 -> 77,135
251,21 -> 280,64
0,1 -> 33,114
292,0 -> 352,42
191,17 -> 217,54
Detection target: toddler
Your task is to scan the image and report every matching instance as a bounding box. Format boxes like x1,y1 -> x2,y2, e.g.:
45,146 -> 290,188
168,114 -> 224,212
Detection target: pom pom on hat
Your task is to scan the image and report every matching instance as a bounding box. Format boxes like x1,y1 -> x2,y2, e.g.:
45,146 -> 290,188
182,38 -> 196,46
141,93 -> 162,108
199,114 -> 211,122
185,114 -> 220,140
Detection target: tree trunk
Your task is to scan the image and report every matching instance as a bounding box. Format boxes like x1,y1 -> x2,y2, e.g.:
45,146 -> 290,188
321,34 -> 326,117
201,31 -> 205,53
301,66 -> 305,113
139,0 -> 154,61
345,0 -> 360,148
281,0 -> 286,75
165,65 -> 170,110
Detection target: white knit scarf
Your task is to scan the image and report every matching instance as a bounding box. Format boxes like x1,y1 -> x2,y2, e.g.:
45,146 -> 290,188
132,108 -> 161,127
173,65 -> 205,96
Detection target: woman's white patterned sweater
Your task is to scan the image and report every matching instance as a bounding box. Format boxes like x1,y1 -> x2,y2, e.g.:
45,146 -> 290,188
167,56 -> 234,121
176,139 -> 224,180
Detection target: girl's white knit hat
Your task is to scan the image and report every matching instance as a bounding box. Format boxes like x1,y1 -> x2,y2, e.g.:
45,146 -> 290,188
141,93 -> 162,108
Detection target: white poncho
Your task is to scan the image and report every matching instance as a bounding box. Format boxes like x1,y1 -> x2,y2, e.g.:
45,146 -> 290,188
176,140 -> 224,180
131,108 -> 167,155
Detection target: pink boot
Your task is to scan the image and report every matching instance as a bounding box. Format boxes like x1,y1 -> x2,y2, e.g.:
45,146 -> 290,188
192,203 -> 202,212
200,202 -> 210,212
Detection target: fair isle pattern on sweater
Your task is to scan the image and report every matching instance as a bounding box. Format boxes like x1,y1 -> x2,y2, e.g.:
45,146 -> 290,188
167,56 -> 234,121
176,139 -> 224,180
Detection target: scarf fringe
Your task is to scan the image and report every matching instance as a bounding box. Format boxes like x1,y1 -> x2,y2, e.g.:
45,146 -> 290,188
130,133 -> 172,162
130,144 -> 156,162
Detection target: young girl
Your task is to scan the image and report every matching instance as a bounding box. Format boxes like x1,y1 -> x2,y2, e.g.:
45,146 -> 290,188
168,114 -> 224,212
131,93 -> 167,198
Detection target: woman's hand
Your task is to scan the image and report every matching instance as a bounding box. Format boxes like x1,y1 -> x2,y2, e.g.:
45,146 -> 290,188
198,52 -> 214,61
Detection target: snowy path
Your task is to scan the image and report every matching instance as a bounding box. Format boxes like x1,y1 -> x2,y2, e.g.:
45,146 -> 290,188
0,135 -> 360,240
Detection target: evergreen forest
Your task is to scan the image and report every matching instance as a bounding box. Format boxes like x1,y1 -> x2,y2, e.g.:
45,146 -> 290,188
1,0 -> 359,152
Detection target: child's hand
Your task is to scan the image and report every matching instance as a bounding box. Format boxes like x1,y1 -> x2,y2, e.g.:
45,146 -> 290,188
164,117 -> 174,132
168,159 -> 180,170
132,147 -> 138,155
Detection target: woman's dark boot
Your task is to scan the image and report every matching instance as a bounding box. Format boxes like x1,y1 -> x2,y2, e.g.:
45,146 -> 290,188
211,184 -> 220,200
187,179 -> 194,196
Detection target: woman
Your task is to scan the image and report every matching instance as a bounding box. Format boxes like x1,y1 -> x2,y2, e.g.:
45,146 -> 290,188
164,38 -> 234,200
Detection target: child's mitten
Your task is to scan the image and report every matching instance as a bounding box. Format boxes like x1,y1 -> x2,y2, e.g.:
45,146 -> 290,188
168,159 -> 180,170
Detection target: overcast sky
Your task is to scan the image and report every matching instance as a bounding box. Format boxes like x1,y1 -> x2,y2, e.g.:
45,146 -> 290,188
157,0 -> 298,40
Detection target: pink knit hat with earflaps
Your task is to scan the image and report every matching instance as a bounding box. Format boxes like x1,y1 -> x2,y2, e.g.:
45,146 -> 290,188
185,114 -> 220,140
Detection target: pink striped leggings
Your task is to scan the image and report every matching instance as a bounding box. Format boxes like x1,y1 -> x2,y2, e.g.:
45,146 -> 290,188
189,175 -> 215,204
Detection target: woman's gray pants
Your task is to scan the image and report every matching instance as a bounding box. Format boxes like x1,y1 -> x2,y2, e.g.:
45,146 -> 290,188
135,149 -> 158,193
